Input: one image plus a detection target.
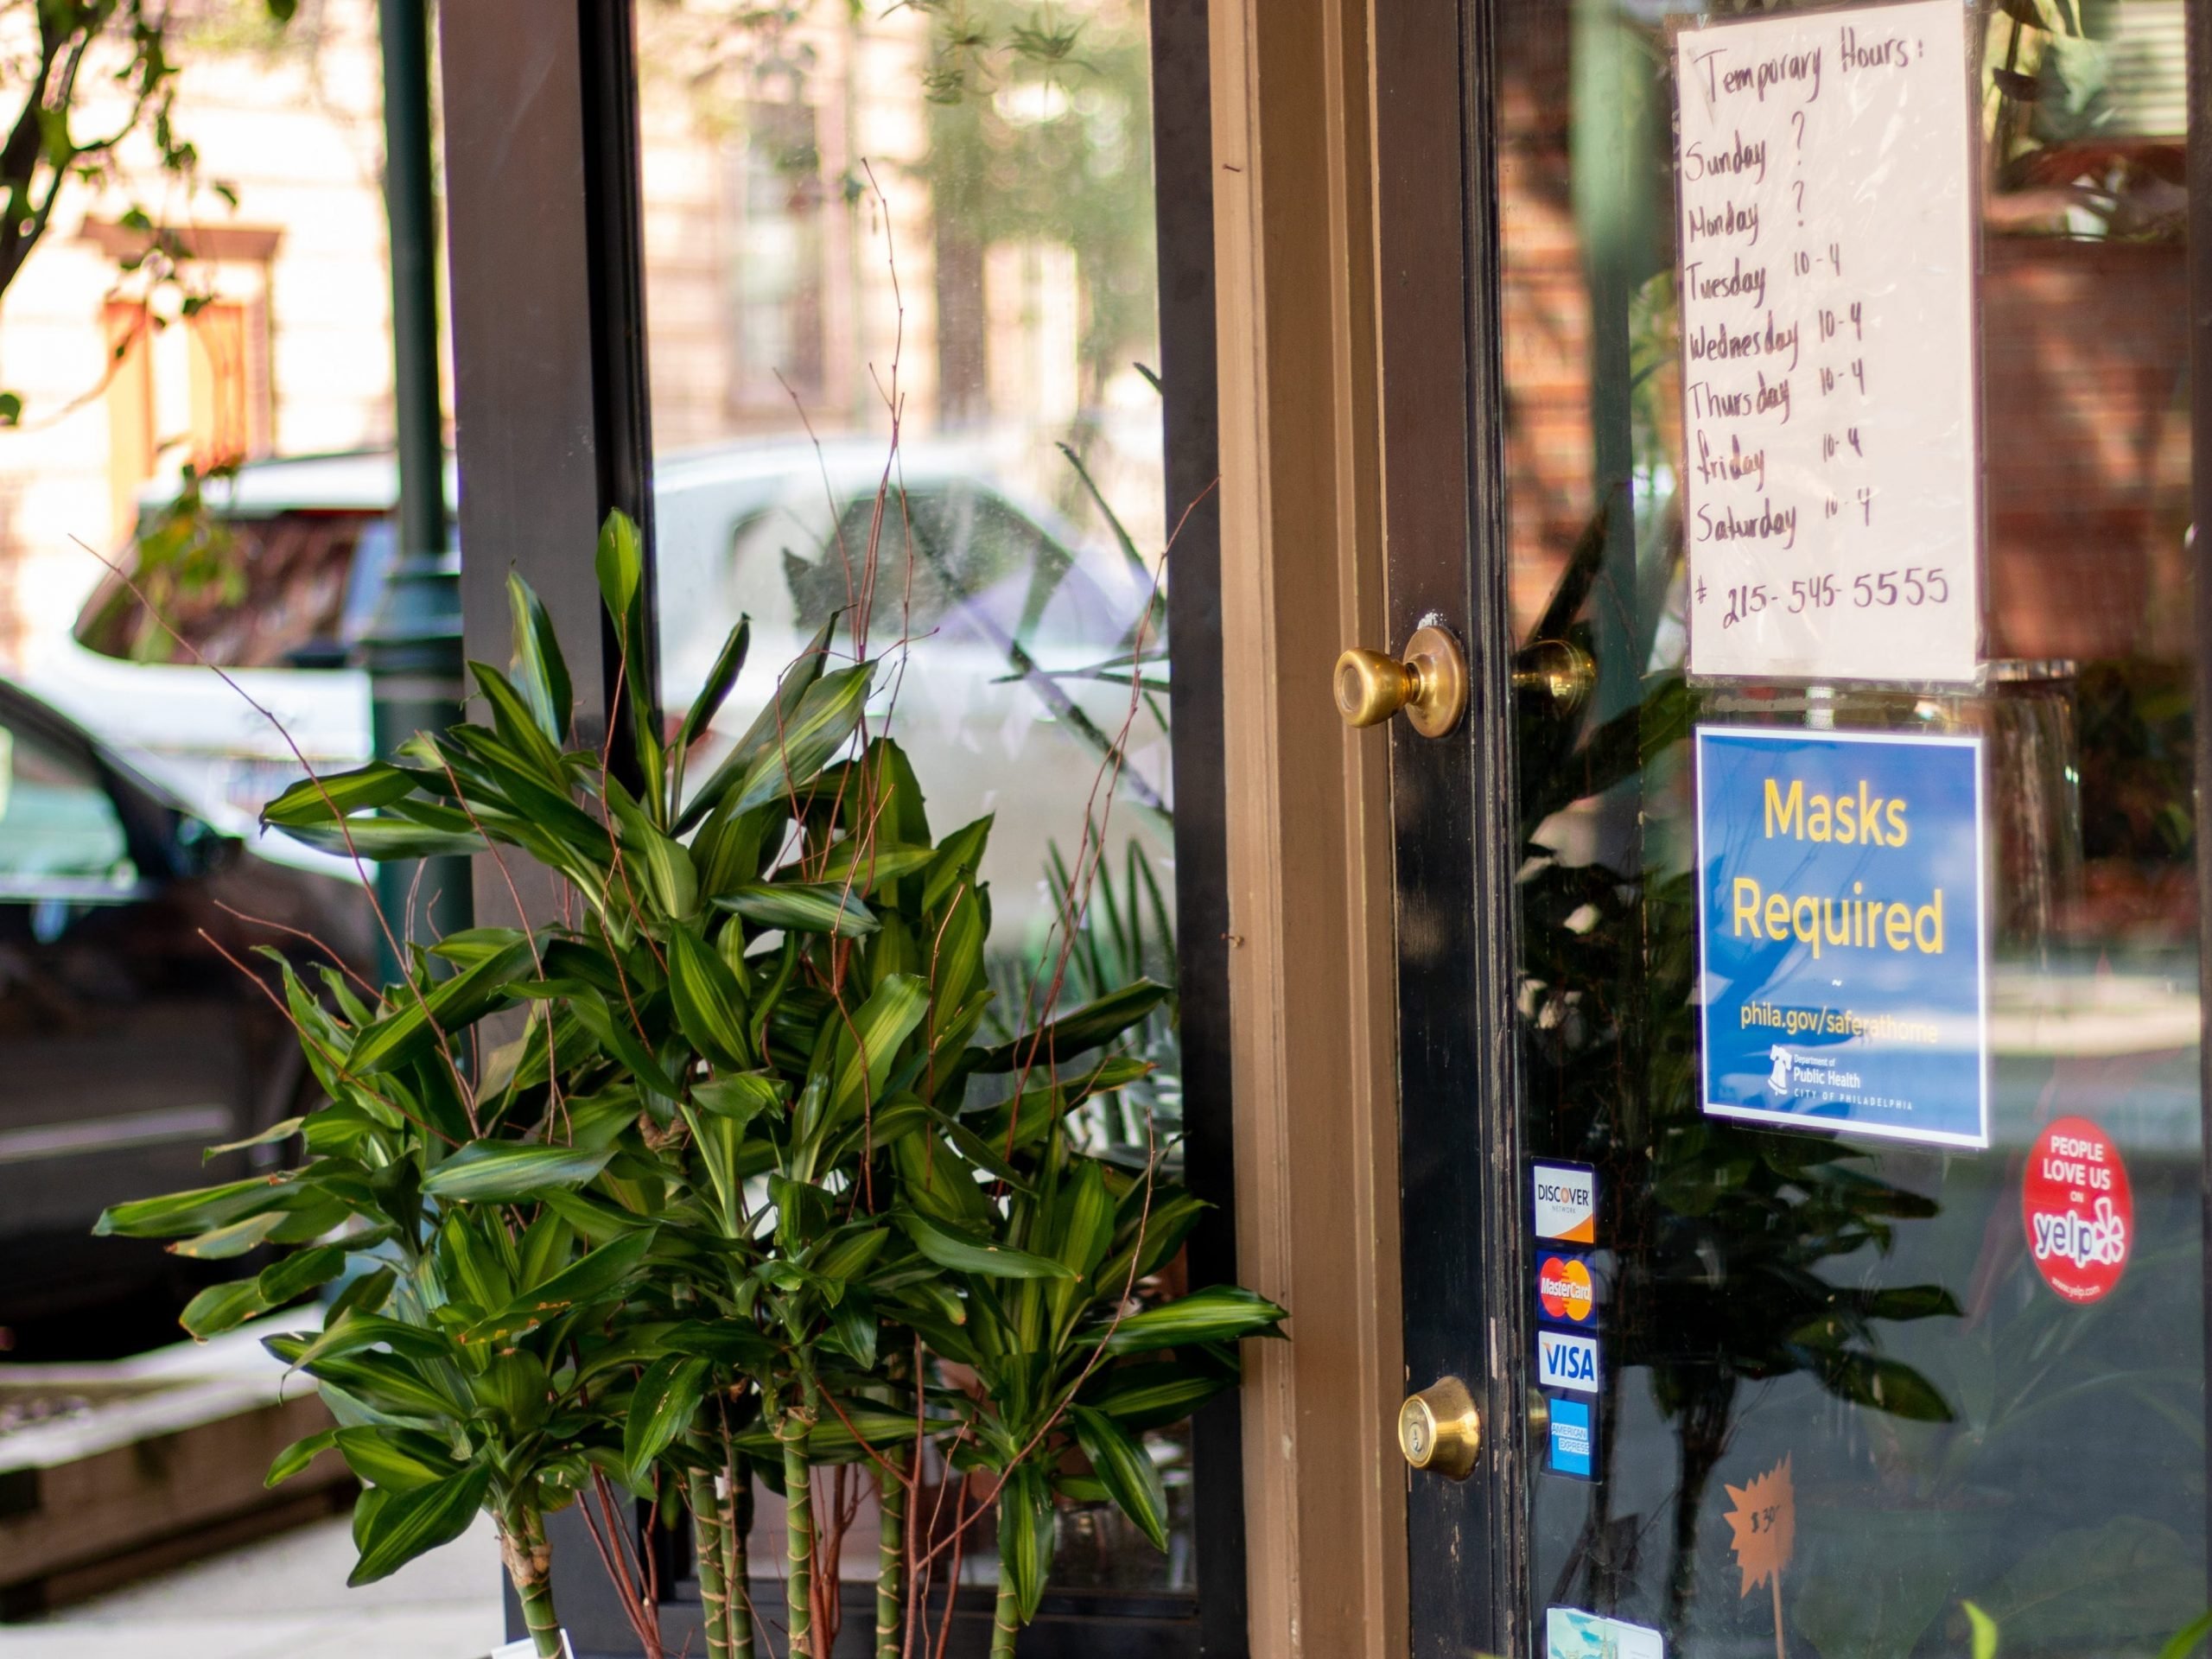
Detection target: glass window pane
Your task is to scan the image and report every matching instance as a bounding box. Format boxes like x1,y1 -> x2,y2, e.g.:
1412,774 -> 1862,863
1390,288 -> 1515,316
1503,0 -> 2202,1651
635,0 -> 1185,1599
0,725 -> 134,886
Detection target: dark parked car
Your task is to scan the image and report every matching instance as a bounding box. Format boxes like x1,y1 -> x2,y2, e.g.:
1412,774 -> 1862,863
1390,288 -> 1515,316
0,678 -> 373,1357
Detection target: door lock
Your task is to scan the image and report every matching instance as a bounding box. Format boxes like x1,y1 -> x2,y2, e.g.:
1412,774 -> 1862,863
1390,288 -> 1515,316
1334,625 -> 1468,738
1397,1376 -> 1482,1478
1511,638 -> 1596,716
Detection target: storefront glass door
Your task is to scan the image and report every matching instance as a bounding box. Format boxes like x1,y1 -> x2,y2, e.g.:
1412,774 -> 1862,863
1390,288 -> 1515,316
1396,0 -> 2209,1652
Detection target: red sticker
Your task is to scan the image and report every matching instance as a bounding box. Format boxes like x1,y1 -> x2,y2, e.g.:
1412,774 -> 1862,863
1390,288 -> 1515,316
1539,1254 -> 1597,1326
2022,1116 -> 2133,1304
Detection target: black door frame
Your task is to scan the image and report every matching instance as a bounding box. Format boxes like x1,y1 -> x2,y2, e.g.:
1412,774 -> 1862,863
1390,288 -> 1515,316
1391,0 -> 2212,1651
435,1 -> 1244,1653
1376,0 -> 1522,1651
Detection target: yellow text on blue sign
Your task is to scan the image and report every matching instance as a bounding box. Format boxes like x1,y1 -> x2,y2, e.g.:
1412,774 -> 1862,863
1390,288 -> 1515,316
1728,777 -> 1944,958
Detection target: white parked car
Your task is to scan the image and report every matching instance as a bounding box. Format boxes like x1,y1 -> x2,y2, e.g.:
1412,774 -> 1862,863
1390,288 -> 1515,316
28,440 -> 1172,946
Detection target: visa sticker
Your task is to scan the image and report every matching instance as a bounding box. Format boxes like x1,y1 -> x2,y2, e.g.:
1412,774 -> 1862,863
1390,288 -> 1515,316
1537,1250 -> 1599,1328
1547,1394 -> 1596,1480
1547,1607 -> 1663,1659
1538,1330 -> 1600,1393
1533,1161 -> 1598,1243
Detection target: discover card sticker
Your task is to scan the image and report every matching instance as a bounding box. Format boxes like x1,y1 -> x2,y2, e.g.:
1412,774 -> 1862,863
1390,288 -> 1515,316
1533,1162 -> 1598,1243
1695,726 -> 1988,1148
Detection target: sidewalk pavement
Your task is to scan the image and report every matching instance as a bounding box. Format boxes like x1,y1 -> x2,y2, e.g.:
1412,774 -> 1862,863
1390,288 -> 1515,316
0,1511 -> 506,1659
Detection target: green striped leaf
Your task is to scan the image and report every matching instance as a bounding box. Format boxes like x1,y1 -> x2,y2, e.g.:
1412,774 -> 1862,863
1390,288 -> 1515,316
692,1073 -> 785,1125
824,973 -> 930,1131
898,1211 -> 1073,1281
180,1278 -> 270,1339
923,815 -> 994,912
421,1141 -> 616,1203
999,1464 -> 1051,1622
269,1344 -> 459,1423
166,1210 -> 288,1260
1102,1285 -> 1287,1356
974,980 -> 1171,1074
469,659 -> 569,783
605,778 -> 697,915
563,988 -> 683,1099
623,1355 -> 713,1484
800,840 -> 935,896
347,938 -> 537,1075
261,763 -> 422,828
347,1462 -> 492,1586
595,508 -> 644,617
1071,1406 -> 1168,1551
96,1174 -> 297,1239
666,925 -> 752,1071
334,1426 -> 466,1494
493,1227 -> 656,1323
677,616 -> 838,831
732,1405 -> 953,1462
255,1243 -> 348,1306
265,1427 -> 340,1487
279,1313 -> 454,1370
725,662 -> 877,821
1046,1160 -> 1116,1335
717,881 -> 878,938
1080,1363 -> 1228,1431
506,572 -> 574,746
675,616 -> 751,760
274,816 -> 486,861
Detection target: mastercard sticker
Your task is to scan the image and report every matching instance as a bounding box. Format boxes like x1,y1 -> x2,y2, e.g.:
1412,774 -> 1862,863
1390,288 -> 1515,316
1536,1250 -> 1600,1330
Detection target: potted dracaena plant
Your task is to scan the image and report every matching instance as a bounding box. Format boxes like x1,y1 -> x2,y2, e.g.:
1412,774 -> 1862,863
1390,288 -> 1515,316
95,508 -> 1285,1659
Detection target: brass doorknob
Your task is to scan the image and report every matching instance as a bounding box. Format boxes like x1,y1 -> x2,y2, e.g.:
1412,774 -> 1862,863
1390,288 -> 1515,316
1511,638 -> 1596,715
1397,1376 -> 1482,1479
1334,624 -> 1467,738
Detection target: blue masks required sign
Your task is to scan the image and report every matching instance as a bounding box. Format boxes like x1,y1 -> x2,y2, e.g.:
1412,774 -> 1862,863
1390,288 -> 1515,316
1695,726 -> 1989,1149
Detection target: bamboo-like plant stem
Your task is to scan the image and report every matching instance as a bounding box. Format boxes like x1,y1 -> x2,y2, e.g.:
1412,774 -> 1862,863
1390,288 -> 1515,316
990,1572 -> 1020,1659
687,1454 -> 734,1659
727,1443 -> 754,1659
783,1414 -> 817,1659
875,1449 -> 907,1659
501,1506 -> 563,1657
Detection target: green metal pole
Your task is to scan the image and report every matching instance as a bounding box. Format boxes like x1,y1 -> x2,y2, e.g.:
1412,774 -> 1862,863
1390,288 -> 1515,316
365,0 -> 468,969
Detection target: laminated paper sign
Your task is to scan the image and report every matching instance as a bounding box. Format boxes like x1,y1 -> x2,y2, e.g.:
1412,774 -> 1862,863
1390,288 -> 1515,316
1675,0 -> 1980,683
1695,727 -> 1988,1148
1548,1608 -> 1665,1659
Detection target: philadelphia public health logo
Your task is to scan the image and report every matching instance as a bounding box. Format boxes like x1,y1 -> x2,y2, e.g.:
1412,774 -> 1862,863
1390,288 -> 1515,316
1767,1046 -> 1795,1097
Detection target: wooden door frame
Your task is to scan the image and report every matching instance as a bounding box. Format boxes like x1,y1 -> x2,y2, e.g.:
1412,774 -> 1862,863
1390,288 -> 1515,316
1205,1 -> 1409,1656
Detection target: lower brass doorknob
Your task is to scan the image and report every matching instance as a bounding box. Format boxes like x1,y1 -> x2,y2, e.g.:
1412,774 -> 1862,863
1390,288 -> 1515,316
1397,1376 -> 1482,1479
1334,624 -> 1468,738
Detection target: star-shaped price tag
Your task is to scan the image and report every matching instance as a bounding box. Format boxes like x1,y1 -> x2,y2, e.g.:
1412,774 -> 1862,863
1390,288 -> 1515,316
1725,1453 -> 1796,1598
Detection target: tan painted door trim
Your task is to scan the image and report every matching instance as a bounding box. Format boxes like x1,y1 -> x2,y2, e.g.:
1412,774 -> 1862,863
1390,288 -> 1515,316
1210,1 -> 1405,1655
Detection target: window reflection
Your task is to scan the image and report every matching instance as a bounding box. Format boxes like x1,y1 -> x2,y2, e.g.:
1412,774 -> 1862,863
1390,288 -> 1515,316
1505,0 -> 2202,1652
635,0 -> 1184,1603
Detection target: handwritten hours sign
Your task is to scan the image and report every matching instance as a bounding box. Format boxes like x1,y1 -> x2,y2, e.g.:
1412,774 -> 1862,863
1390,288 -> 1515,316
1675,0 -> 1980,683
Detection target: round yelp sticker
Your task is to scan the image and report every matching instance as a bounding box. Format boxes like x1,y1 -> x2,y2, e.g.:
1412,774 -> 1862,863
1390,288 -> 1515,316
2021,1116 -> 2133,1304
